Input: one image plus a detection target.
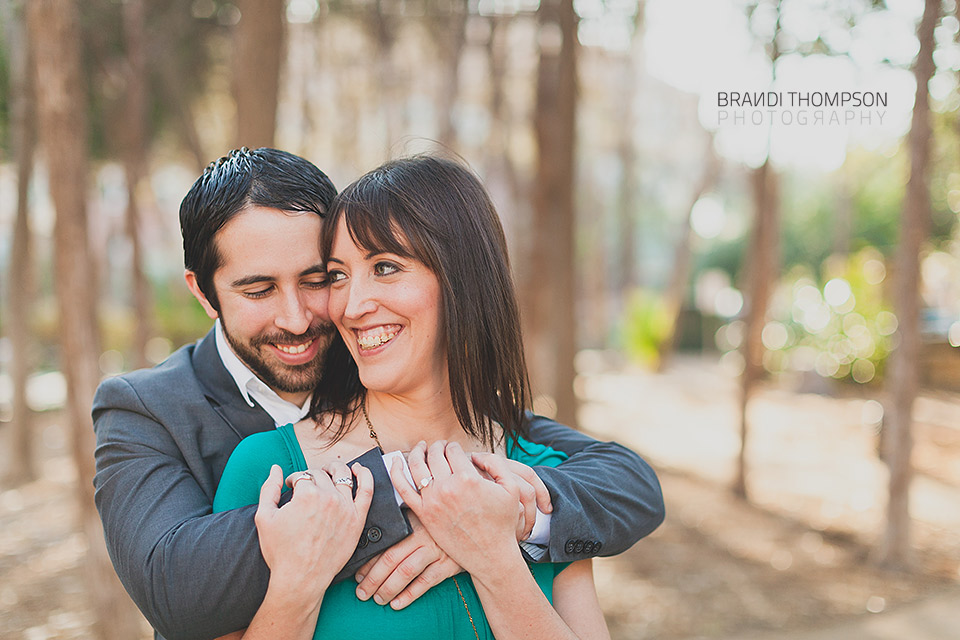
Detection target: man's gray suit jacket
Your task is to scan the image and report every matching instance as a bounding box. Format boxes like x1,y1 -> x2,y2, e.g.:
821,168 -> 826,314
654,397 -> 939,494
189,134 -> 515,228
92,327 -> 664,640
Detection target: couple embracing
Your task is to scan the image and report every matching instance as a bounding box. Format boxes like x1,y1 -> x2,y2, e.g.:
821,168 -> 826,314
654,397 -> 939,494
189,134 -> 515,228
93,148 -> 665,640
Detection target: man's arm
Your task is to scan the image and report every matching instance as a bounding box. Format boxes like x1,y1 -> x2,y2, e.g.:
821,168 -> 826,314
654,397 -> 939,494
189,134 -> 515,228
93,376 -> 267,640
524,412 -> 665,562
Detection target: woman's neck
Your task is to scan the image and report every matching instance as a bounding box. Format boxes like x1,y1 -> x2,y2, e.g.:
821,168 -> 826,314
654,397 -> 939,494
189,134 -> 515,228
364,388 -> 472,452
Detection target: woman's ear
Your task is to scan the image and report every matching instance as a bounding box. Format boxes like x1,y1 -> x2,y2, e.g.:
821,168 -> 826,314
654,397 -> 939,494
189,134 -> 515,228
184,270 -> 219,320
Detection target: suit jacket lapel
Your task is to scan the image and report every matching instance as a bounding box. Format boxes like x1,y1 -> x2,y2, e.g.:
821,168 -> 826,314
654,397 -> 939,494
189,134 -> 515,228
192,327 -> 275,441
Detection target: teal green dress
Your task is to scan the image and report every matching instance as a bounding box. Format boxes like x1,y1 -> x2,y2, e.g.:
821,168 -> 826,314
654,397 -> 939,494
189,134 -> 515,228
213,425 -> 570,640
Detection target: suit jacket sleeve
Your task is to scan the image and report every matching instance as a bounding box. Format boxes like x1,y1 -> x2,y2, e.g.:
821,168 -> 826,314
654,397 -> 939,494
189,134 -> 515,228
93,375 -> 267,640
524,412 -> 665,562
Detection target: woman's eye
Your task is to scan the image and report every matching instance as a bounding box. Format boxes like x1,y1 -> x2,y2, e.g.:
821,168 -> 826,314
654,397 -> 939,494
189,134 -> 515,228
327,270 -> 347,284
374,261 -> 400,276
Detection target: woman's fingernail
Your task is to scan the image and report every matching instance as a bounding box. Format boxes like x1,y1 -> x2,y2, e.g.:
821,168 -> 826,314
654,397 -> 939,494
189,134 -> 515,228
356,587 -> 368,600
373,594 -> 385,606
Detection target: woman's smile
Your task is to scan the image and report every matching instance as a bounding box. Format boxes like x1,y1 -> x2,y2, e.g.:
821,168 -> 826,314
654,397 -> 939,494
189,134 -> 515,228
355,324 -> 402,351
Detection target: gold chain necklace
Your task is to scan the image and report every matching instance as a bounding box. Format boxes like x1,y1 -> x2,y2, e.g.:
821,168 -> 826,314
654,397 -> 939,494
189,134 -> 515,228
360,395 -> 480,640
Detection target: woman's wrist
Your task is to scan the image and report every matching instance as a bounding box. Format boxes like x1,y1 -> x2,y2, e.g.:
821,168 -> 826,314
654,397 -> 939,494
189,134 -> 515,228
465,545 -> 530,591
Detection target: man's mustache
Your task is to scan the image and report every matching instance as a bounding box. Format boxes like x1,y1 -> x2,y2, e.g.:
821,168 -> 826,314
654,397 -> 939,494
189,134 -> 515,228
250,322 -> 337,349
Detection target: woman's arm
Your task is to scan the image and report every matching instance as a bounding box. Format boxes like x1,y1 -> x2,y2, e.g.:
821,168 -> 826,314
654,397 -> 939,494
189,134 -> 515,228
392,441 -> 609,640
470,558 -> 610,640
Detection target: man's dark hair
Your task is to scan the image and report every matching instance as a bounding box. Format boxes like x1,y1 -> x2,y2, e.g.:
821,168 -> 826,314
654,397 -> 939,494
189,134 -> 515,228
179,147 -> 337,311
314,155 -> 530,447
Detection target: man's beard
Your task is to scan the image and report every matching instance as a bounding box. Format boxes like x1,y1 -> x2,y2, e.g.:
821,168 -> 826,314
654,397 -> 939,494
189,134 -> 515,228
223,321 -> 336,395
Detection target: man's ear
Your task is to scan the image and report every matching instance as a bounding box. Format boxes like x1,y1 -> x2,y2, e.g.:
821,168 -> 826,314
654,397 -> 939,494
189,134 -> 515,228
184,270 -> 219,320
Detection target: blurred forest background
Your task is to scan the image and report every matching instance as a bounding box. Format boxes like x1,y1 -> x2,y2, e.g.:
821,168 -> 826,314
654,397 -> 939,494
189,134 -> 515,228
2,0 -> 960,638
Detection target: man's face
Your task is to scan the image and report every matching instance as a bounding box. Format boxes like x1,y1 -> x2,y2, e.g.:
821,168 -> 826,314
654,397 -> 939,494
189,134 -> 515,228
187,206 -> 335,404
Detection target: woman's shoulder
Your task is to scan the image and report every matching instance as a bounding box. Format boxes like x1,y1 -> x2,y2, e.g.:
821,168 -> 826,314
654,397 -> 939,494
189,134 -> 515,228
232,425 -> 294,460
505,435 -> 569,468
213,426 -> 300,512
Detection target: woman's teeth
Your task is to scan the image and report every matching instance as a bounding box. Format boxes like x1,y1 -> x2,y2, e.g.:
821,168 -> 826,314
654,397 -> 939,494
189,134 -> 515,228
358,328 -> 398,350
276,339 -> 313,354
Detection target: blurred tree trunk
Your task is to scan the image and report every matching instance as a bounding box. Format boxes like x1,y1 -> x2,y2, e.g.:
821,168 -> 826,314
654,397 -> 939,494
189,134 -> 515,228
734,0 -> 782,501
615,1 -> 644,301
369,0 -> 401,154
878,0 -> 939,569
734,158 -> 780,500
156,50 -> 206,170
122,0 -> 152,370
234,0 -> 285,148
27,1 -> 145,638
833,169 -> 853,258
483,16 -> 523,244
526,0 -> 578,426
658,132 -> 721,370
431,0 -> 469,148
2,0 -> 38,484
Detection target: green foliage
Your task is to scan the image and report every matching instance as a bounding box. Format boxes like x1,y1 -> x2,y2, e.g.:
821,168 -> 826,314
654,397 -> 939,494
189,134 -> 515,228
764,249 -> 895,385
620,289 -> 673,368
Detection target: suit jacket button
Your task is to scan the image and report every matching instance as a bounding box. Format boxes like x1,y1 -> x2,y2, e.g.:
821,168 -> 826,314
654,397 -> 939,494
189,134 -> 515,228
357,536 -> 368,549
593,541 -> 602,553
367,526 -> 382,543
573,540 -> 584,553
564,540 -> 576,554
583,541 -> 594,554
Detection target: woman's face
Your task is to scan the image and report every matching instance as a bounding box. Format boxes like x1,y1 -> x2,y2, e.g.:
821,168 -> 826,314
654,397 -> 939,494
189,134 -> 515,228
326,217 -> 447,398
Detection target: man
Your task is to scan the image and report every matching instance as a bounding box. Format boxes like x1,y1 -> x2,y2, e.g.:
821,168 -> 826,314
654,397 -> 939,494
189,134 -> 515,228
92,148 -> 664,640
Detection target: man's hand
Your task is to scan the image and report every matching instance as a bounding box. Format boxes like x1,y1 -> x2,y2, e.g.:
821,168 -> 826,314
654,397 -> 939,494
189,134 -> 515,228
471,452 -> 553,541
354,511 -> 462,610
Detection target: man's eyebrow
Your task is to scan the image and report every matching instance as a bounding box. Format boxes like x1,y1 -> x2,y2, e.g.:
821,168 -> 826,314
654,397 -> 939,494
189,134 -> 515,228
230,265 -> 325,288
300,265 -> 326,276
230,275 -> 273,288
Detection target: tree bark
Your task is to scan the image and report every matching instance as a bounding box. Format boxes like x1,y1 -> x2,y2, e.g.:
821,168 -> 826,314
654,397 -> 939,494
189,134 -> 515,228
734,0 -> 782,501
431,0 -> 469,148
878,0 -> 939,569
734,158 -> 780,500
658,131 -> 721,370
233,0 -> 285,148
527,0 -> 578,426
27,1 -> 145,637
122,0 -> 153,370
2,0 -> 38,484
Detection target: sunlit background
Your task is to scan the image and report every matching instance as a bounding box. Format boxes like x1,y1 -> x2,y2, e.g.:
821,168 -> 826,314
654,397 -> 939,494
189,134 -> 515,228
2,0 -> 960,638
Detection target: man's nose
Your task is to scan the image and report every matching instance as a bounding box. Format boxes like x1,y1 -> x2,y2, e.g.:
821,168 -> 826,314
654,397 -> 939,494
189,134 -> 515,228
275,290 -> 313,334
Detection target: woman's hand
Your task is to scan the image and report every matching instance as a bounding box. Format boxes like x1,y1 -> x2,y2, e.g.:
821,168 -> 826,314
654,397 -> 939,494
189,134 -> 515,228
390,441 -> 520,579
256,461 -> 374,593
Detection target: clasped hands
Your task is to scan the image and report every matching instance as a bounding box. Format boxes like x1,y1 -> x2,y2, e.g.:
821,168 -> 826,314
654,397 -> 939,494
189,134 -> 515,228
256,442 -> 552,610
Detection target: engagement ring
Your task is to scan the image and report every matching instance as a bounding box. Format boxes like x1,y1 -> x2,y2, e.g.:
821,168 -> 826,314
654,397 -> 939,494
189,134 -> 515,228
292,471 -> 316,490
333,477 -> 353,487
418,475 -> 434,490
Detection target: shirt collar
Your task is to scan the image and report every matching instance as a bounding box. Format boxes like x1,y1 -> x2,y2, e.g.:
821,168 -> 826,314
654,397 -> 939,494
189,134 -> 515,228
214,319 -> 312,425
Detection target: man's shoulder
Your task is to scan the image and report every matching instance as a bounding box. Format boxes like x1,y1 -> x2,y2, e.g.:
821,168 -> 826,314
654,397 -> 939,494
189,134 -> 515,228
93,340 -> 207,412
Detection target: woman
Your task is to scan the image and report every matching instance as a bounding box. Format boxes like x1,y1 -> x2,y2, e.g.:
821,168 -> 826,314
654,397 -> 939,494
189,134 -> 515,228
213,156 -> 610,640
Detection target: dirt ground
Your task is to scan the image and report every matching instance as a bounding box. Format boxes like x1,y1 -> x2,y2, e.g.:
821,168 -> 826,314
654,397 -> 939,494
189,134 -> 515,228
1,354 -> 959,639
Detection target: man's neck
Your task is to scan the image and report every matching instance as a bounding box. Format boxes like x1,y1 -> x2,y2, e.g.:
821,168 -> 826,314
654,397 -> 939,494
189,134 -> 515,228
277,388 -> 310,407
